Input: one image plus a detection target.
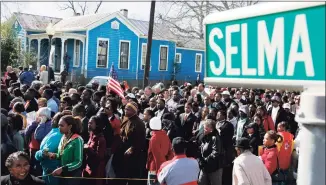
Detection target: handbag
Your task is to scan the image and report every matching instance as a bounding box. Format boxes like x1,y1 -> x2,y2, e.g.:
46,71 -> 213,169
271,155 -> 287,182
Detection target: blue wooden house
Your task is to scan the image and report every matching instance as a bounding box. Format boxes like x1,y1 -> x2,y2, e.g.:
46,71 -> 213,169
12,10 -> 205,85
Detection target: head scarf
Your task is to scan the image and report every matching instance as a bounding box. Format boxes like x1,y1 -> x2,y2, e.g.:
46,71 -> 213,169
126,101 -> 138,113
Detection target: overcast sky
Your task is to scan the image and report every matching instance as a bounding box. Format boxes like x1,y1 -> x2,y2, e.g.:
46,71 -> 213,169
1,2 -> 160,22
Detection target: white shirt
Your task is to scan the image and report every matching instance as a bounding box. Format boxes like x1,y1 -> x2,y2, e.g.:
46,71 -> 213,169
233,151 -> 272,185
156,109 -> 165,119
271,106 -> 280,125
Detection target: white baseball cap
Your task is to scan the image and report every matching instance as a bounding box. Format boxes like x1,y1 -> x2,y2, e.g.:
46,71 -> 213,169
149,117 -> 162,130
283,103 -> 291,109
221,91 -> 230,96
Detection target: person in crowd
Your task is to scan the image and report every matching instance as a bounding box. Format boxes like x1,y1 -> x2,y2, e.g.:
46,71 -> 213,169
249,115 -> 263,140
233,138 -> 272,185
260,131 -> 282,176
256,106 -> 275,132
7,113 -> 25,151
158,137 -> 200,185
144,86 -> 154,100
65,81 -> 73,93
39,65 -> 49,85
144,97 -> 158,113
72,104 -> 89,143
177,102 -> 196,141
12,102 -> 28,129
20,68 -> 35,86
70,93 -> 81,106
13,88 -> 25,101
268,96 -> 288,130
198,119 -> 224,185
60,96 -> 73,111
221,90 -> 235,109
249,104 -> 257,120
80,89 -> 97,119
195,107 -> 209,132
194,93 -> 204,107
42,89 -> 58,114
1,113 -> 18,176
167,90 -> 180,112
227,108 -> 238,129
244,122 -> 260,156
96,96 -> 107,115
82,115 -> 107,185
4,66 -> 18,87
35,112 -> 66,185
216,109 -> 234,185
34,107 -> 52,144
104,102 -> 121,155
197,83 -> 208,98
146,117 -> 173,185
235,105 -> 250,141
92,91 -> 103,110
282,103 -> 298,136
203,96 -> 213,110
155,99 -> 169,120
1,151 -> 45,185
143,109 -> 155,139
47,115 -> 84,185
24,88 -> 38,113
276,121 -> 294,184
37,98 -> 48,109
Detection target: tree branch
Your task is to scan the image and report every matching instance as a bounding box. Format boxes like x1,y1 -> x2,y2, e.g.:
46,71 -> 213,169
94,1 -> 102,14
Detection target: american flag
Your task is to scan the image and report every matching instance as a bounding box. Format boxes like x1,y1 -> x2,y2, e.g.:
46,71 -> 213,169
107,64 -> 125,99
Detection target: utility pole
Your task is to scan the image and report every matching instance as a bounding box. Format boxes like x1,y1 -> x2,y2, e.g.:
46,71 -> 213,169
143,0 -> 156,88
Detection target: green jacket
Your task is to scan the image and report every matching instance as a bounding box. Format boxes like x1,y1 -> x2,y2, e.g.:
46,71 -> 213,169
56,134 -> 84,173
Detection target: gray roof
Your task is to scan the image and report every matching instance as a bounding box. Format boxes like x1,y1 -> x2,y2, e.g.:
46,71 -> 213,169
14,12 -> 62,31
15,12 -> 204,50
53,13 -> 111,31
128,18 -> 204,50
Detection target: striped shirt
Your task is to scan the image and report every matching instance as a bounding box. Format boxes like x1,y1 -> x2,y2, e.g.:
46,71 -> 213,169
158,154 -> 199,185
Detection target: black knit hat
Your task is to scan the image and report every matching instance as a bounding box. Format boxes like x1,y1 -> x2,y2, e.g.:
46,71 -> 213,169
234,138 -> 252,149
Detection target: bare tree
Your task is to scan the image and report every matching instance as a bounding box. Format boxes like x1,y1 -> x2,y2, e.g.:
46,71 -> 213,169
157,1 -> 259,39
58,1 -> 103,15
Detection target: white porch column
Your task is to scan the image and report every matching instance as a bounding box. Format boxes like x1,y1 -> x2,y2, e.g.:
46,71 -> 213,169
81,40 -> 85,74
37,39 -> 41,70
28,39 -> 31,53
60,38 -> 66,72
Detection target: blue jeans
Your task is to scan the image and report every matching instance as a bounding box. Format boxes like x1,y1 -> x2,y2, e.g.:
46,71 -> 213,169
148,172 -> 160,185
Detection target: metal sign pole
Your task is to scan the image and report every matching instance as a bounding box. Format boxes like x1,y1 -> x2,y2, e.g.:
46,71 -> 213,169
296,86 -> 325,185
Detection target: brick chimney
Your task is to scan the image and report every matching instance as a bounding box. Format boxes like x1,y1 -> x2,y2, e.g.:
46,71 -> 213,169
120,9 -> 128,18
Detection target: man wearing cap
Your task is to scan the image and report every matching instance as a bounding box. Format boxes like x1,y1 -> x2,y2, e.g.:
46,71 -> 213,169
112,101 -> 146,185
268,96 -> 288,130
158,137 -> 200,185
221,90 -> 235,109
233,138 -> 271,185
283,103 -> 298,135
146,117 -> 173,185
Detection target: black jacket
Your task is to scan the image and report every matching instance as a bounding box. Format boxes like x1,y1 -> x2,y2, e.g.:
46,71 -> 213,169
216,120 -> 235,165
268,107 -> 288,129
1,174 -> 45,185
25,99 -> 38,113
198,130 -> 224,173
177,113 -> 197,141
246,134 -> 259,156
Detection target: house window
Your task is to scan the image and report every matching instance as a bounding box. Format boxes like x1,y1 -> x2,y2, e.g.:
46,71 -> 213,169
141,43 -> 147,70
195,53 -> 202,72
74,40 -> 80,67
119,41 -> 130,69
175,53 -> 181,63
97,39 -> 109,68
159,46 -> 168,71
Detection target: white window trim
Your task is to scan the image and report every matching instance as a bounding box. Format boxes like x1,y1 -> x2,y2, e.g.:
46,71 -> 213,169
175,53 -> 181,63
158,45 -> 169,71
73,40 -> 81,67
118,40 -> 131,70
96,37 -> 110,69
141,43 -> 152,71
195,53 -> 202,73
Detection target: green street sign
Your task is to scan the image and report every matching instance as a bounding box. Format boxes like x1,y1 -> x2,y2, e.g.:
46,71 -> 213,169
204,2 -> 325,89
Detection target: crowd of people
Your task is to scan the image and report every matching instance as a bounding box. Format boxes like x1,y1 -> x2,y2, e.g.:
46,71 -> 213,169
1,65 -> 302,185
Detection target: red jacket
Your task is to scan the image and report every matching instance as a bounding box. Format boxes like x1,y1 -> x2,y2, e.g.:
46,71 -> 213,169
260,145 -> 278,175
83,133 -> 106,185
277,131 -> 294,170
146,130 -> 173,172
263,115 -> 275,131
